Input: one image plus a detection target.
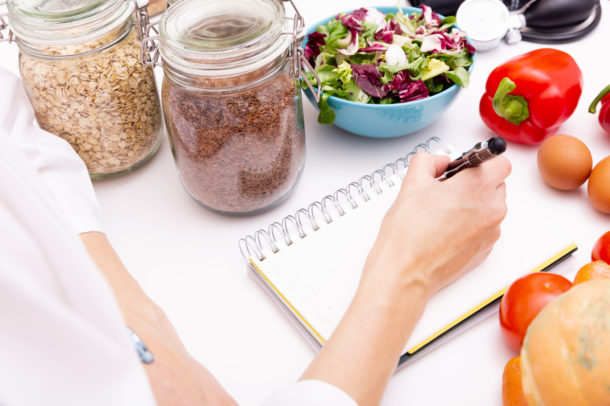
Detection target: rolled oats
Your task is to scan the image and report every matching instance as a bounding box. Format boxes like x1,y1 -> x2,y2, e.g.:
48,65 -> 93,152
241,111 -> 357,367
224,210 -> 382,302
20,28 -> 162,178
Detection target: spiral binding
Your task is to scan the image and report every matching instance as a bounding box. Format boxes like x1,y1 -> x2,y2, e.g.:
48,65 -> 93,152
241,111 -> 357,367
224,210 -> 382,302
239,137 -> 448,262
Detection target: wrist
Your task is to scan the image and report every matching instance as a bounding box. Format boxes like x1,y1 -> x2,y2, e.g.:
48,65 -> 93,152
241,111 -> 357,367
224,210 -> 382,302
360,241 -> 433,302
355,251 -> 430,340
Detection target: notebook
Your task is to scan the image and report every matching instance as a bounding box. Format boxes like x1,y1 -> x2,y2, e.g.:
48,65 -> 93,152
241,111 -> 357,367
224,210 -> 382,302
239,137 -> 576,364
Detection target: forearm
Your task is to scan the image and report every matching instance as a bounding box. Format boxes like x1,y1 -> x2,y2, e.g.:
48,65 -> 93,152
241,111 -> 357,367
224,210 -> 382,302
79,231 -> 237,406
300,251 -> 429,406
79,232 -> 163,331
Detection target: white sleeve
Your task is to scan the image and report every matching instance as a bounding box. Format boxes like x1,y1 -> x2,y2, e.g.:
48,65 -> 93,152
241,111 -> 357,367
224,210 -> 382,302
0,123 -> 156,406
0,67 -> 104,234
262,380 -> 358,406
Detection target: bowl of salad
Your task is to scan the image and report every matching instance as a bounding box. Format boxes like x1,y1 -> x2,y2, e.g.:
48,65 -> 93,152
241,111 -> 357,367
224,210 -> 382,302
302,5 -> 475,138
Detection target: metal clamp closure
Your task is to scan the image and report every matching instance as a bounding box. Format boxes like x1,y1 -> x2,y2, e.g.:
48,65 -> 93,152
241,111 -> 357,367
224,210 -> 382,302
0,1 -> 14,44
140,32 -> 160,67
133,0 -> 151,41
0,15 -> 13,43
134,0 -> 161,66
281,0 -> 320,102
136,0 -> 323,96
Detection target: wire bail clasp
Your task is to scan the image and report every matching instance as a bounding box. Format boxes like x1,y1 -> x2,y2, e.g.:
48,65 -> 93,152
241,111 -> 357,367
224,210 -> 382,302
134,0 -> 161,66
0,0 -> 14,44
281,0 -> 320,102
0,13 -> 13,43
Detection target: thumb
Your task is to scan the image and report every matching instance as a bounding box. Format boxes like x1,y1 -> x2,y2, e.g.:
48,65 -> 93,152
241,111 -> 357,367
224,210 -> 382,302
405,153 -> 450,183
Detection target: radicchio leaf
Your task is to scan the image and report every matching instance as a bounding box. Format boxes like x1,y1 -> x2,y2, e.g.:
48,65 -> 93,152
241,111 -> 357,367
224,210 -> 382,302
389,71 -> 429,102
358,43 -> 388,53
420,33 -> 445,53
341,8 -> 367,32
351,64 -> 389,98
419,5 -> 441,27
363,7 -> 386,32
400,81 -> 429,102
435,29 -> 463,50
374,26 -> 394,43
450,27 -> 476,54
352,8 -> 368,21
438,32 -> 457,50
304,32 -> 327,65
388,20 -> 403,36
425,27 -> 475,55
449,28 -> 464,45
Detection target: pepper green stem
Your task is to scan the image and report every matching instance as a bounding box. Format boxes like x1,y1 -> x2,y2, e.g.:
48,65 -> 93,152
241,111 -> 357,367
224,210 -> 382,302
588,84 -> 610,114
492,77 -> 530,126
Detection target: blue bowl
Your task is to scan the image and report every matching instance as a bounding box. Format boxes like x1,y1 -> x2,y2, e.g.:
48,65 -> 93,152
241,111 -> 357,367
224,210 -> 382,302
303,6 -> 475,138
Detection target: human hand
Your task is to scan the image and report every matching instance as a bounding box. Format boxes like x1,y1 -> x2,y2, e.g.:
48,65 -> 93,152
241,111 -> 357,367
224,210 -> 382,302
360,152 -> 511,303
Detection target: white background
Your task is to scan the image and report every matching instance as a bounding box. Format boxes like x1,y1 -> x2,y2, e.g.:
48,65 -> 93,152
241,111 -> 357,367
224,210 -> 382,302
1,1 -> 609,405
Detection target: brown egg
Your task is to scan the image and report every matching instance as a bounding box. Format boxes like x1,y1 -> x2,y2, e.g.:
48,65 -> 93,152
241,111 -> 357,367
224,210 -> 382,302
537,134 -> 592,191
588,156 -> 610,214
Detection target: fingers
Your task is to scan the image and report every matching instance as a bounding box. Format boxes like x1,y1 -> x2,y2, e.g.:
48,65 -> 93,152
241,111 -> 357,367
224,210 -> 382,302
496,182 -> 508,219
430,154 -> 451,177
449,155 -> 512,188
480,155 -> 512,186
496,182 -> 507,198
405,153 -> 451,183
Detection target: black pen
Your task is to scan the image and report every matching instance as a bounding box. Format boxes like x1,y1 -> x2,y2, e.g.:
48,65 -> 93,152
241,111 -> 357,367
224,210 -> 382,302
442,136 -> 507,179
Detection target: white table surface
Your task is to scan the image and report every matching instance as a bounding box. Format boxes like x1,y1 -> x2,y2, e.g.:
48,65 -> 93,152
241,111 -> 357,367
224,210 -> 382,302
2,1 -> 609,404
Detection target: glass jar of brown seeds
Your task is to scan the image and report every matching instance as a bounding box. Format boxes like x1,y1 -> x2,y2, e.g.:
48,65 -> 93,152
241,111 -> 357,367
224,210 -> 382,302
7,0 -> 162,179
153,0 -> 308,215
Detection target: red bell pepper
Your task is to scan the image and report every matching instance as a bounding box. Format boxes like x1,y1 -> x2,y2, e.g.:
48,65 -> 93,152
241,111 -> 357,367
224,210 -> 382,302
479,48 -> 582,145
588,85 -> 610,133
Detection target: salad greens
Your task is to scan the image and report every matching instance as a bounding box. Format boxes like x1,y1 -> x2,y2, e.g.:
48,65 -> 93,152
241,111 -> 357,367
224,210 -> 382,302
303,5 -> 475,124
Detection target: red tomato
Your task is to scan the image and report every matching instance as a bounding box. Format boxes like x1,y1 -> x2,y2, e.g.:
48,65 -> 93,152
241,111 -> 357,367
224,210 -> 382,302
592,231 -> 610,263
499,273 -> 572,353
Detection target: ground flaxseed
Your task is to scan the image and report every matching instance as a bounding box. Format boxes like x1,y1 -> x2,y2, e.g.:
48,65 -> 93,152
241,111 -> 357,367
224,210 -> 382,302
161,70 -> 305,214
19,28 -> 162,178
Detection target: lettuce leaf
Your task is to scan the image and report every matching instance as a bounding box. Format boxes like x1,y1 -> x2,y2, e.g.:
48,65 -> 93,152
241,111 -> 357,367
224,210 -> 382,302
317,93 -> 336,124
445,67 -> 470,88
320,19 -> 349,49
344,80 -> 371,103
361,21 -> 378,41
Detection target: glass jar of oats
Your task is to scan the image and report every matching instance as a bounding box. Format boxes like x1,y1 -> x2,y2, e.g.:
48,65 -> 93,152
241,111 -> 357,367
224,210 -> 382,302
145,0 -> 317,215
5,0 -> 162,178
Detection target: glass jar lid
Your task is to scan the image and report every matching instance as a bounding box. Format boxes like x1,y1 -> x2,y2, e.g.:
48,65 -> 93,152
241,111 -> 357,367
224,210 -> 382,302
159,0 -> 292,79
7,0 -> 134,46
9,0 -> 109,19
